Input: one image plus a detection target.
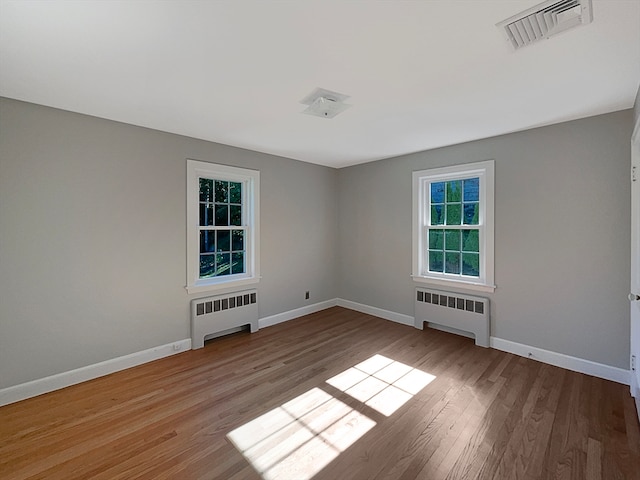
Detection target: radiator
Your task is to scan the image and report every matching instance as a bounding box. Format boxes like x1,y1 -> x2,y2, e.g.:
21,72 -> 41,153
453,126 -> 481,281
191,289 -> 259,349
414,288 -> 490,347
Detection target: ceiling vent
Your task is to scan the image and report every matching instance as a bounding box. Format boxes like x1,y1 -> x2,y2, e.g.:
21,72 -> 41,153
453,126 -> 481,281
300,87 -> 352,119
497,0 -> 593,50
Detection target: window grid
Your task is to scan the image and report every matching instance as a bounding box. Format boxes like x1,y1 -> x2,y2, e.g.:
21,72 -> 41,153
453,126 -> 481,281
426,176 -> 481,278
187,160 -> 259,294
198,178 -> 247,279
412,160 -> 494,292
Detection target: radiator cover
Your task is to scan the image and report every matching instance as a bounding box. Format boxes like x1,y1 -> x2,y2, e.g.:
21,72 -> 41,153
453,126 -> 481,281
414,287 -> 490,347
191,289 -> 259,349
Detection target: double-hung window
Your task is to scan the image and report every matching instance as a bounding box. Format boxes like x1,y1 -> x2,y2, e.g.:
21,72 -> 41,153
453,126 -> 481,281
412,160 -> 495,292
186,160 -> 259,293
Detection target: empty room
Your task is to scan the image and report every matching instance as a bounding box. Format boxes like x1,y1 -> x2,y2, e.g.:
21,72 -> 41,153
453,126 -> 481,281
1,1 -> 640,479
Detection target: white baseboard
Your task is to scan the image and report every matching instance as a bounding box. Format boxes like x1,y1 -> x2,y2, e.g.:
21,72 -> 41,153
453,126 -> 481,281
2,300 -> 631,407
490,337 -> 630,386
631,370 -> 640,421
335,299 -> 630,386
0,339 -> 191,407
0,299 -> 339,407
336,298 -> 414,326
259,299 -> 338,329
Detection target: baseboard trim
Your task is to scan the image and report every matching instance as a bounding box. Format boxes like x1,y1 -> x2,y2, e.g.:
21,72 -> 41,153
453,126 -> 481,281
631,370 -> 640,421
0,299 -> 340,407
336,299 -> 630,386
336,298 -> 414,326
259,299 -> 338,329
2,300 -> 631,406
490,337 -> 630,386
0,339 -> 191,407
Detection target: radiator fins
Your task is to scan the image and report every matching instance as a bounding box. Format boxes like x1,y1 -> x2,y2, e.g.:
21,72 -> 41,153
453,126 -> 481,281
414,288 -> 490,347
195,292 -> 257,316
416,290 -> 484,315
191,289 -> 259,349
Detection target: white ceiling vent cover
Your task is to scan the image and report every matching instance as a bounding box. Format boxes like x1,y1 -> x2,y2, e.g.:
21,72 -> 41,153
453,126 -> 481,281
497,0 -> 593,50
300,87 -> 352,119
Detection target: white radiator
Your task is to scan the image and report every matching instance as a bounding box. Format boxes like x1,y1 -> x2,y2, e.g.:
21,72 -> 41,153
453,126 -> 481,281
191,289 -> 259,349
414,288 -> 490,347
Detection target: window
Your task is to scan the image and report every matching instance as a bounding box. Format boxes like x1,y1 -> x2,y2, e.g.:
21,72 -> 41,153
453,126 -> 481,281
412,160 -> 495,292
187,160 -> 259,293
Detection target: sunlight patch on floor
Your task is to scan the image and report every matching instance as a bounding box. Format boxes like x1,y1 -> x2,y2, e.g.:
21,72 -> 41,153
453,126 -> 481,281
227,387 -> 376,480
227,354 -> 435,479
326,354 -> 436,416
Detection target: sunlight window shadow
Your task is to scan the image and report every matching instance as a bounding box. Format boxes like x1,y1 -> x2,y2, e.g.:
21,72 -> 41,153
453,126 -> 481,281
327,354 -> 436,416
227,354 -> 435,479
227,387 -> 375,480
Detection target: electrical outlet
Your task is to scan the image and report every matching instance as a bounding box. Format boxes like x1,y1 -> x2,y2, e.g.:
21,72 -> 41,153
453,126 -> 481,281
305,291 -> 310,300
632,355 -> 636,371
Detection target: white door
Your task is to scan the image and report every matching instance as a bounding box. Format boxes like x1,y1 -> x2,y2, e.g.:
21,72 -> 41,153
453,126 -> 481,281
631,116 -> 640,420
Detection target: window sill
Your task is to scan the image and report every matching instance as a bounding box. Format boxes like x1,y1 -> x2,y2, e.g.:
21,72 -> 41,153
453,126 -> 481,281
412,275 -> 496,293
186,277 -> 260,295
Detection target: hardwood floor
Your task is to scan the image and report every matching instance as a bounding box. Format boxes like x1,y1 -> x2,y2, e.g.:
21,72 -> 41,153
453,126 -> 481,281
1,307 -> 639,480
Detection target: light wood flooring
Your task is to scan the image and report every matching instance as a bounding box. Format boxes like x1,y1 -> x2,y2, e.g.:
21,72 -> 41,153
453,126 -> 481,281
1,307 -> 639,479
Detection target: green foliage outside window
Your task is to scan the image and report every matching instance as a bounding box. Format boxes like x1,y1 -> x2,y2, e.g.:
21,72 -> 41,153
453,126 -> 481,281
428,178 -> 480,277
198,178 -> 245,278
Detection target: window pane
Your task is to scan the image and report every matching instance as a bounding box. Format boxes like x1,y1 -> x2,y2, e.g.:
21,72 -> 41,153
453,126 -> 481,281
413,162 -> 492,287
462,230 -> 479,253
431,182 -> 445,203
462,253 -> 480,276
230,205 -> 242,226
429,229 -> 443,249
200,241 -> 244,278
446,204 -> 461,225
215,180 -> 229,203
199,178 -> 213,202
463,178 -> 479,202
445,252 -> 460,274
199,203 -> 214,226
200,254 -> 216,278
215,205 -> 229,226
232,230 -> 244,251
188,160 -> 258,289
446,180 -> 462,203
232,252 -> 244,274
444,230 -> 460,251
230,182 -> 242,204
429,251 -> 443,272
431,205 -> 444,225
216,253 -> 231,276
463,203 -> 479,225
200,231 -> 216,253
217,230 -> 230,252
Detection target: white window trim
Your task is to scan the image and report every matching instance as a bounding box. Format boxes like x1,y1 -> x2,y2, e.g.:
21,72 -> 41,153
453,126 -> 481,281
412,160 -> 495,293
186,159 -> 260,294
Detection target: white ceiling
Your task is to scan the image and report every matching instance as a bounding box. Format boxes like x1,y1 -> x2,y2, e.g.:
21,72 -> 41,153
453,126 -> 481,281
1,0 -> 639,168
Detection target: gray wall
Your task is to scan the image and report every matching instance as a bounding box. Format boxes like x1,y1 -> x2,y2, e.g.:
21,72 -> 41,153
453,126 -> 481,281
338,110 -> 632,369
0,97 -> 338,388
634,83 -> 640,128
0,97 -> 633,390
